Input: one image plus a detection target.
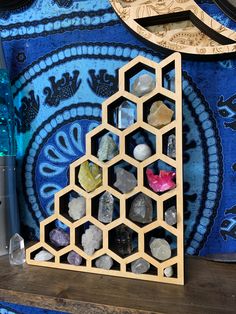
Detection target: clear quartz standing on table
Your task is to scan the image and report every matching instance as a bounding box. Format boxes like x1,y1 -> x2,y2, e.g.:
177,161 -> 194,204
9,233 -> 25,265
117,101 -> 135,129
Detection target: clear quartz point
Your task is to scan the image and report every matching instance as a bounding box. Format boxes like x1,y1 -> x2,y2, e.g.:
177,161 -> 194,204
9,233 -> 25,265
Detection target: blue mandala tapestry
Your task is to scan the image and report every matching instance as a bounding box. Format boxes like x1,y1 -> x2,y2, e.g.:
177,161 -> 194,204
0,0 -> 236,259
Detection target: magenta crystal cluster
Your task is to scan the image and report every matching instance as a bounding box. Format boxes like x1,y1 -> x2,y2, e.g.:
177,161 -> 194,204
146,169 -> 176,192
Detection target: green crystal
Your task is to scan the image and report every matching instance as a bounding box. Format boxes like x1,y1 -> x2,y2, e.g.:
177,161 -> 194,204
97,134 -> 119,162
78,161 -> 102,192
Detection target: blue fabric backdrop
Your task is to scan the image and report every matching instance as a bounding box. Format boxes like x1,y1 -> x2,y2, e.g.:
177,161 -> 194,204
0,0 -> 236,313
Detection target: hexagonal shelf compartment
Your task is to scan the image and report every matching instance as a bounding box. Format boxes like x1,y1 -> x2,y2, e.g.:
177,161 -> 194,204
26,53 -> 184,285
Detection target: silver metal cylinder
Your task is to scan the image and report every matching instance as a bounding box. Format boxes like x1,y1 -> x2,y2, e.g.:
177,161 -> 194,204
0,156 -> 20,256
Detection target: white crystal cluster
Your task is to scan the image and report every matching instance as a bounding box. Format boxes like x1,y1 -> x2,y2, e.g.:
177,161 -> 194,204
68,196 -> 86,221
82,225 -> 102,255
34,249 -> 54,261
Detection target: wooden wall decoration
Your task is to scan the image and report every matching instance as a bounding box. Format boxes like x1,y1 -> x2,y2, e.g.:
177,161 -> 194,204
110,0 -> 236,56
26,53 -> 184,285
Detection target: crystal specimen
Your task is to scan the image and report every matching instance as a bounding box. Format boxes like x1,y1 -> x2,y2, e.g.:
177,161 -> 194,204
131,258 -> 150,274
9,233 -> 25,265
81,225 -> 102,255
146,169 -> 176,192
114,167 -> 137,193
165,206 -> 177,226
147,101 -> 173,129
78,161 -> 102,192
131,74 -> 155,97
97,134 -> 119,162
98,191 -> 114,223
133,143 -> 152,161
150,238 -> 171,261
115,224 -> 133,257
167,134 -> 176,159
68,196 -> 86,221
164,266 -> 174,277
117,101 -> 136,129
95,254 -> 113,270
34,249 -> 54,261
129,193 -> 153,224
49,228 -> 70,248
67,251 -> 82,266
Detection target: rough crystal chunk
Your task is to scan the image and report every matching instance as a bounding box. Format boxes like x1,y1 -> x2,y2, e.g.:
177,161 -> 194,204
78,161 -> 102,192
81,225 -> 102,255
164,266 -> 174,277
34,249 -> 54,261
129,193 -> 153,224
95,254 -> 113,270
115,225 -> 133,257
117,101 -> 136,129
165,206 -> 177,226
9,233 -> 25,265
67,251 -> 82,266
131,258 -> 150,274
146,169 -> 176,193
133,143 -> 152,161
98,191 -> 114,223
97,134 -> 119,162
147,101 -> 173,129
131,74 -> 155,97
68,196 -> 86,221
167,134 -> 176,159
49,228 -> 70,248
149,238 -> 171,261
114,167 -> 137,193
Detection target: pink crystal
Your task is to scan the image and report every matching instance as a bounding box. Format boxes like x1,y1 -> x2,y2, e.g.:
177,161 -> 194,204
146,169 -> 176,192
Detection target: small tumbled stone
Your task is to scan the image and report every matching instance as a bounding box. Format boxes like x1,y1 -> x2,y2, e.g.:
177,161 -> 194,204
164,266 -> 174,277
131,74 -> 155,97
150,238 -> 171,261
97,134 -> 119,162
68,196 -> 86,221
131,258 -> 150,274
117,101 -> 136,129
133,144 -> 152,161
49,228 -> 70,248
78,161 -> 102,192
95,255 -> 113,270
81,225 -> 102,255
129,193 -> 153,224
67,251 -> 82,266
34,249 -> 54,261
114,167 -> 137,193
165,206 -> 177,226
147,101 -> 174,129
167,134 -> 176,159
98,191 -> 114,223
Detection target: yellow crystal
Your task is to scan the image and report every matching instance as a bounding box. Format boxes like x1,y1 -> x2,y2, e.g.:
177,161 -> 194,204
78,161 -> 102,192
147,101 -> 174,129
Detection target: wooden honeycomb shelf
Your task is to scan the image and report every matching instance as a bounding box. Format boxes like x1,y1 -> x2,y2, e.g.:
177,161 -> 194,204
26,53 -> 184,285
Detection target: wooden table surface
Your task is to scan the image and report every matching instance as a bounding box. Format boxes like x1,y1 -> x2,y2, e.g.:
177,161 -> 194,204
0,255 -> 235,314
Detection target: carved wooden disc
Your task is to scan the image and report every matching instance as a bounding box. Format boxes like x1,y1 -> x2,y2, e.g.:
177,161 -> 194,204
110,0 -> 236,56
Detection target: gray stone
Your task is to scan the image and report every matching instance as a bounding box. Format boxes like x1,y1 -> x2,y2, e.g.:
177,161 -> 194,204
95,255 -> 113,270
165,206 -> 177,226
129,193 -> 153,224
97,134 -> 119,162
67,251 -> 82,266
167,134 -> 176,159
98,192 -> 114,223
114,167 -> 137,193
131,74 -> 155,97
131,258 -> 150,274
149,238 -> 171,261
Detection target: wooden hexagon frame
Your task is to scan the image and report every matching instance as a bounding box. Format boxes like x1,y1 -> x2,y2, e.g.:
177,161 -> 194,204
26,53 -> 184,285
110,0 -> 236,56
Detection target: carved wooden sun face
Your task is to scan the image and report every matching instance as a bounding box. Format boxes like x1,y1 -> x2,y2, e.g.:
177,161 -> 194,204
110,0 -> 236,56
